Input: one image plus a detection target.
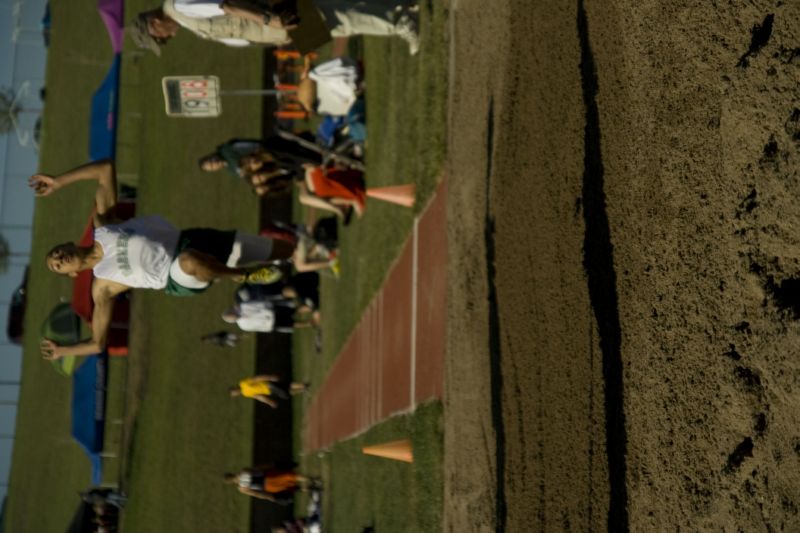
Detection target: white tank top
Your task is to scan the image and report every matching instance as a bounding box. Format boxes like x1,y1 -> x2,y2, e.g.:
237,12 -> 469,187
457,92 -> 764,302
93,216 -> 180,289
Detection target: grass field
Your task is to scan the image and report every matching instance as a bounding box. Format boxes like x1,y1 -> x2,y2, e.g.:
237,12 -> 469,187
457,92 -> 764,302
299,401 -> 443,531
289,5 -> 449,528
7,1 -> 448,531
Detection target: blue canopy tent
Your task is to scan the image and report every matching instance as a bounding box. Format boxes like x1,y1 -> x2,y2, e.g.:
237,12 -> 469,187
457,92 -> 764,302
66,0 -> 123,491
88,55 -> 121,161
71,354 -> 108,485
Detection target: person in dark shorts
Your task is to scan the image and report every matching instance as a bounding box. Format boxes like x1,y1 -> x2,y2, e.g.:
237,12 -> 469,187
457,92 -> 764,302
31,160 -> 290,361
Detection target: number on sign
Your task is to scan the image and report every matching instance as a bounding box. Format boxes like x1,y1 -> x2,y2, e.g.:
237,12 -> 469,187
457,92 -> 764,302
180,80 -> 208,89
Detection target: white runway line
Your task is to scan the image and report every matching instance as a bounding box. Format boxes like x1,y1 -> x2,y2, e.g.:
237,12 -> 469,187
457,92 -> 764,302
410,217 -> 420,408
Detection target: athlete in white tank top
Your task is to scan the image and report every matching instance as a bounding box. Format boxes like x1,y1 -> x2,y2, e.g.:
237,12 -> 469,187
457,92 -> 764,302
31,160 -> 294,361
93,216 -> 180,289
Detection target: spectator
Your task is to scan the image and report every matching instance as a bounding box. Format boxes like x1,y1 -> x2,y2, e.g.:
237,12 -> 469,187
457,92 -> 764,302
297,56 -> 362,117
229,374 -> 308,408
297,165 -> 365,221
80,487 -> 127,510
199,135 -> 322,181
131,0 -> 419,54
224,466 -> 317,502
222,283 -> 321,333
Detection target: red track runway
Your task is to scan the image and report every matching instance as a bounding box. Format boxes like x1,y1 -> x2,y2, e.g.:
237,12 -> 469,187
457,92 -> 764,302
304,177 -> 447,451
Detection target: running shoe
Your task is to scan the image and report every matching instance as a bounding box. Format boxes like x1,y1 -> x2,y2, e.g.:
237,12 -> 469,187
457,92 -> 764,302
244,265 -> 283,284
329,257 -> 341,278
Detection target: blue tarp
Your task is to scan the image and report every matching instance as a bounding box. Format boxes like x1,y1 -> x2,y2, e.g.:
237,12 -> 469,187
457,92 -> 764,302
315,97 -> 366,147
71,354 -> 108,485
88,55 -> 121,161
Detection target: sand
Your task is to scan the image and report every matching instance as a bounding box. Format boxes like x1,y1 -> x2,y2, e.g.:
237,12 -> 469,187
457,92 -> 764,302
445,0 -> 800,530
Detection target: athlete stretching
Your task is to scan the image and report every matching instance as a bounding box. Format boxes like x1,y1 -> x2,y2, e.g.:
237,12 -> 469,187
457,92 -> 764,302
31,160 -> 290,360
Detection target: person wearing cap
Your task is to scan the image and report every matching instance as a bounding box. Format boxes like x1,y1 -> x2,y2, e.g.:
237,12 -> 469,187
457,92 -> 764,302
131,0 -> 419,54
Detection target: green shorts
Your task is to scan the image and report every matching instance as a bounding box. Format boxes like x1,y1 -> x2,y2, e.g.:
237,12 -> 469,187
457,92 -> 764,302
165,228 -> 237,297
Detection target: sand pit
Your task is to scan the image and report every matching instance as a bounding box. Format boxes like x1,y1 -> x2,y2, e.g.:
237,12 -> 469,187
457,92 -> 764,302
445,1 -> 800,530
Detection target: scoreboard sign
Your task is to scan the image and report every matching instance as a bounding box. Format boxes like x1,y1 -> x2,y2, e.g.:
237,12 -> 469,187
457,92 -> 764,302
162,76 -> 222,117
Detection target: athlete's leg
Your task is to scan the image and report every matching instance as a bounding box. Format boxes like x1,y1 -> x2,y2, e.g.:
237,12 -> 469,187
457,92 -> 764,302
176,250 -> 247,282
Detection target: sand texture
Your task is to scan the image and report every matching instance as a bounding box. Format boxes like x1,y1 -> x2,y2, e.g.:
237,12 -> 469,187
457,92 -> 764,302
445,0 -> 800,530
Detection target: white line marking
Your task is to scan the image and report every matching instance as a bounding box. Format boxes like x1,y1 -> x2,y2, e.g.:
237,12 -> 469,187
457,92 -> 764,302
410,217 -> 419,408
377,293 -> 383,422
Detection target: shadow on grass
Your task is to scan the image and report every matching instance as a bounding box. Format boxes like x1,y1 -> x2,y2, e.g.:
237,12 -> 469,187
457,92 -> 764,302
251,332 -> 296,529
251,56 -> 298,530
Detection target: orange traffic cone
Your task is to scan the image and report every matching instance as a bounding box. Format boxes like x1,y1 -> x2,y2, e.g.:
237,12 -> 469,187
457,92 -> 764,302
361,439 -> 414,463
366,184 -> 416,208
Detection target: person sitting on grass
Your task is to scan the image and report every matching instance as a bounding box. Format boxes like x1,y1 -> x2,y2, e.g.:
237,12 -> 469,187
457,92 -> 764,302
131,0 -> 419,55
296,56 -> 362,117
31,160 -> 290,361
224,466 -> 318,503
251,218 -> 338,274
199,136 -> 322,197
130,2 -> 293,53
80,487 -> 127,510
247,163 -> 294,198
198,135 -> 322,180
229,374 -> 307,408
222,283 -> 321,333
297,164 -> 365,222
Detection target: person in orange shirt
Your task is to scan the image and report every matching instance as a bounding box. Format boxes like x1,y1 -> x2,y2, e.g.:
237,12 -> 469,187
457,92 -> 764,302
224,466 -> 319,502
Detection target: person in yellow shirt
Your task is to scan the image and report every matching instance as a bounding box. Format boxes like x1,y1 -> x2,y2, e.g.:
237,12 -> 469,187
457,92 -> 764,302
229,375 -> 307,408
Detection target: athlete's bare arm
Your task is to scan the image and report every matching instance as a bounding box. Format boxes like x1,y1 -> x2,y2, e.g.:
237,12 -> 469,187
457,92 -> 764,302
40,278 -> 130,360
29,160 -> 119,227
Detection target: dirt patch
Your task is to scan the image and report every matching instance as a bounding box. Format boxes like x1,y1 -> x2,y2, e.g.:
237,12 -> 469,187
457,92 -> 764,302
446,0 -> 800,530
